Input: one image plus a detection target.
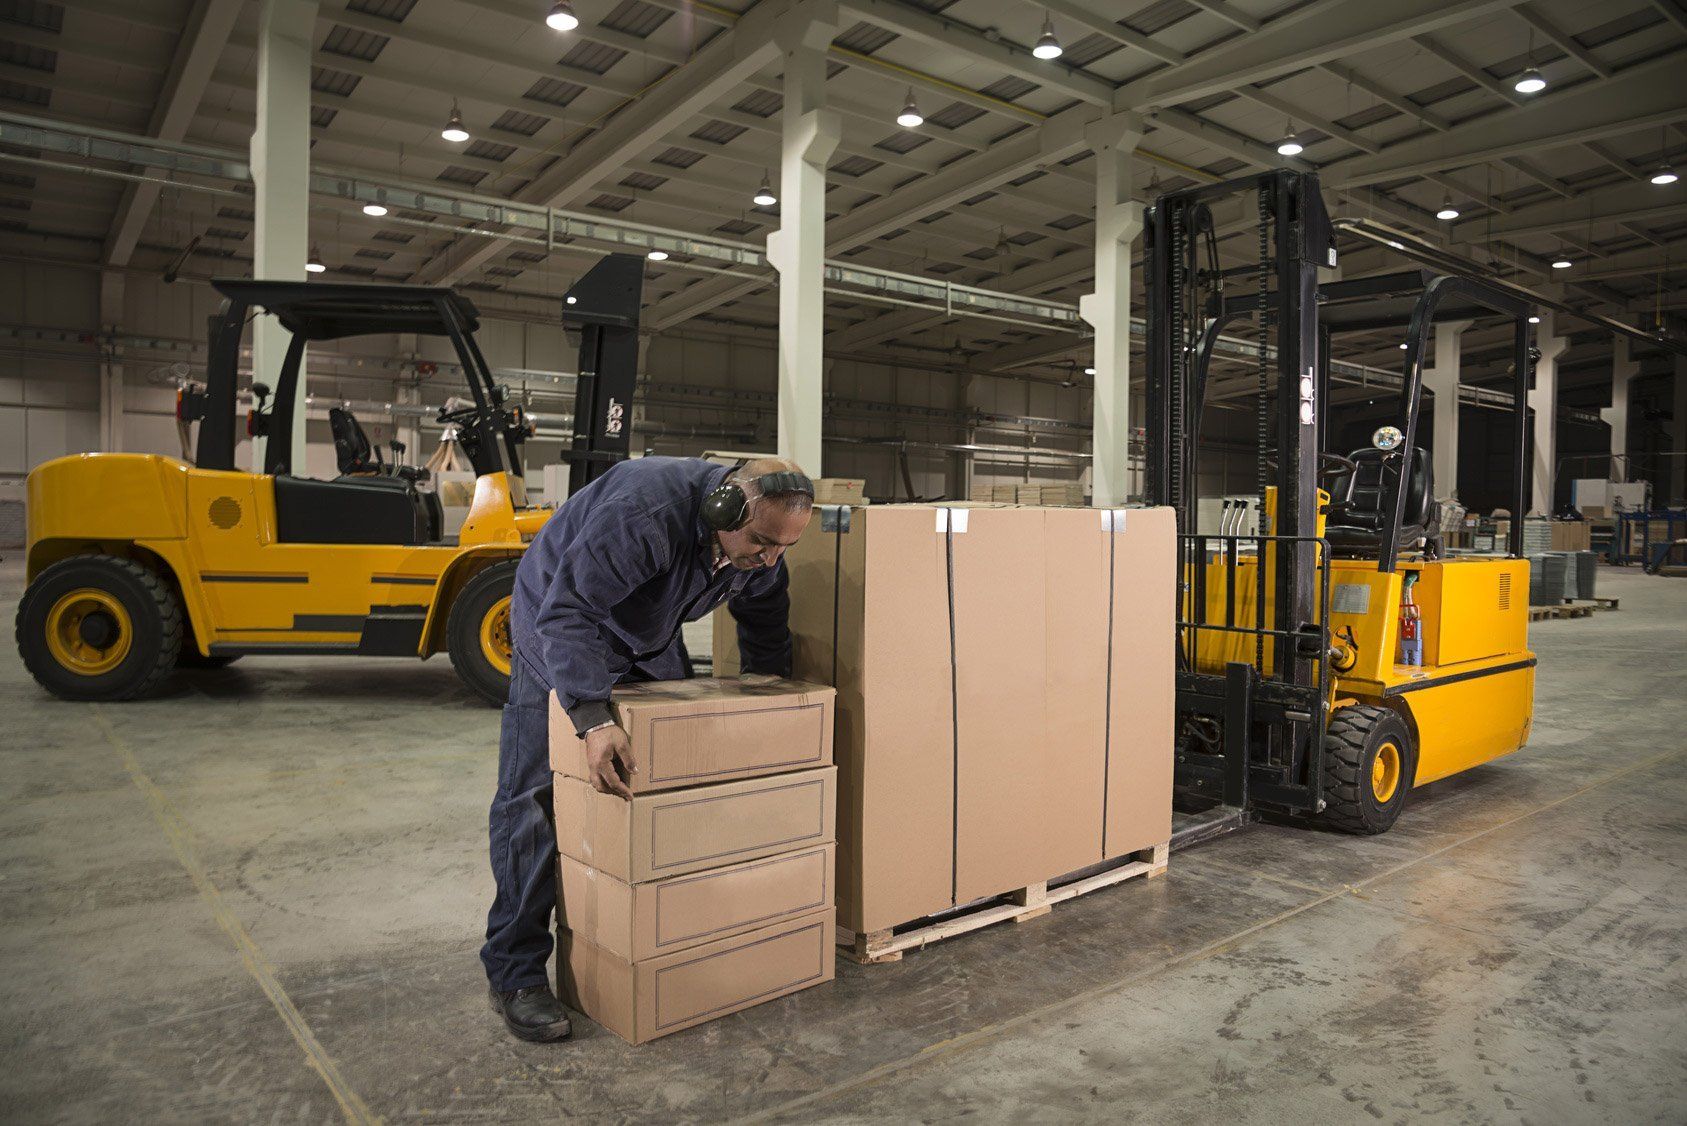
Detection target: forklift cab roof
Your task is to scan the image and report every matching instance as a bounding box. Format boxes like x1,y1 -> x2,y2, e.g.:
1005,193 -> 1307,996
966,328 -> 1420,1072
210,279 -> 481,339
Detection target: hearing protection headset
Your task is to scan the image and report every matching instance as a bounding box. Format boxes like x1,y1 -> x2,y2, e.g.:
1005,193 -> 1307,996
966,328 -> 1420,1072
701,470 -> 814,532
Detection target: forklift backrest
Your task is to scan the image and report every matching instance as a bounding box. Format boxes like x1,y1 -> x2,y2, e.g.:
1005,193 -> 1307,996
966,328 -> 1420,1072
328,407 -> 376,475
1325,447 -> 1436,553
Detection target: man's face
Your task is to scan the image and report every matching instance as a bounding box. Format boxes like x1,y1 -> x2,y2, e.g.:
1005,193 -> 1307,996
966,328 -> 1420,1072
717,502 -> 812,570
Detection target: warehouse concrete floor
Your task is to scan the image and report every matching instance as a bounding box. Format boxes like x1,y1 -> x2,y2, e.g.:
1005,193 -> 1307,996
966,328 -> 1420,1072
1,558 -> 1683,1124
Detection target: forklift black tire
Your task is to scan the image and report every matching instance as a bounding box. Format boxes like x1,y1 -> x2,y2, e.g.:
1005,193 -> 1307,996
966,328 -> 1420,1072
1320,705 -> 1414,835
448,560 -> 519,707
16,555 -> 183,701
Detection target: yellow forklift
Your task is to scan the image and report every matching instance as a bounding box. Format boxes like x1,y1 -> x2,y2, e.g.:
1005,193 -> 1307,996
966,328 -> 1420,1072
1146,170 -> 1536,834
15,255 -> 644,705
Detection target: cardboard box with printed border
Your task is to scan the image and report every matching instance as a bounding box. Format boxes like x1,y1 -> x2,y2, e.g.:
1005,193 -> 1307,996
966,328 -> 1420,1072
553,766 -> 837,884
549,678 -> 835,794
557,905 -> 835,1045
556,843 -> 835,962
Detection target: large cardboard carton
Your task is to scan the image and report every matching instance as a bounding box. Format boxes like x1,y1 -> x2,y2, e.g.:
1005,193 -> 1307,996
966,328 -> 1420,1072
557,843 -> 835,962
553,767 -> 837,883
558,906 -> 835,1044
1103,507 -> 1177,858
715,504 -> 1176,934
1550,520 -> 1590,552
950,507 -> 1108,902
549,678 -> 835,793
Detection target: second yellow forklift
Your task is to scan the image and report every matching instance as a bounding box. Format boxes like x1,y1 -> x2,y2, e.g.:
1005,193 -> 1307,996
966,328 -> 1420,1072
1145,170 -> 1536,834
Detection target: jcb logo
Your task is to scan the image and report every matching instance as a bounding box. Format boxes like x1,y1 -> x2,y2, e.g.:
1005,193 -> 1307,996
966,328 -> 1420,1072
605,396 -> 624,436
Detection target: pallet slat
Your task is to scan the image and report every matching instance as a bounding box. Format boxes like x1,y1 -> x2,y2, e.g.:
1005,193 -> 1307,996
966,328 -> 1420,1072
839,844 -> 1169,964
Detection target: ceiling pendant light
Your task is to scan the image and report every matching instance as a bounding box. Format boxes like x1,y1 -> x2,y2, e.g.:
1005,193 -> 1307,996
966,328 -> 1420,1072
1550,255 -> 1573,269
1435,194 -> 1460,221
1528,315 -> 1541,324
1276,119 -> 1303,157
1513,67 -> 1546,94
1083,365 -> 1096,376
753,173 -> 777,207
895,88 -> 923,129
441,99 -> 470,143
1651,164 -> 1678,186
305,247 -> 326,274
646,249 -> 669,261
545,1 -> 579,31
362,201 -> 388,217
1032,13 -> 1062,60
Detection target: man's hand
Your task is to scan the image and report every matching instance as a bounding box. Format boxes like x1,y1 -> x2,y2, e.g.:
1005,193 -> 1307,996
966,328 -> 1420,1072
738,671 -> 783,687
583,724 -> 637,800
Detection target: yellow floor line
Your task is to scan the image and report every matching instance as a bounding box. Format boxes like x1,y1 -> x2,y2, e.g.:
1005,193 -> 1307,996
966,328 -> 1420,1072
94,709 -> 380,1126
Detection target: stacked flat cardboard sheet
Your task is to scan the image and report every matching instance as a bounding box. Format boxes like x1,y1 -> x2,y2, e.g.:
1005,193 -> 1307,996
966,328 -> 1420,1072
550,678 -> 837,1043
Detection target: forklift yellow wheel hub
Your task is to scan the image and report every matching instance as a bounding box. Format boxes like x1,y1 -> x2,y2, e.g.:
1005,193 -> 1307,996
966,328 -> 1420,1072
480,595 -> 513,677
45,589 -> 133,676
1372,741 -> 1401,804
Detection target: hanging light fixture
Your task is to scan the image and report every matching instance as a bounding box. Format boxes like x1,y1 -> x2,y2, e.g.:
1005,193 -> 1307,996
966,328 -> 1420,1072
1276,120 -> 1303,157
1083,365 -> 1096,376
1551,255 -> 1573,269
545,1 -> 578,31
1032,13 -> 1062,60
1528,315 -> 1541,324
1513,67 -> 1546,94
895,88 -> 923,128
1435,194 -> 1460,221
441,99 -> 470,143
646,249 -> 669,261
306,247 -> 326,274
362,201 -> 388,217
753,173 -> 777,207
1650,126 -> 1678,185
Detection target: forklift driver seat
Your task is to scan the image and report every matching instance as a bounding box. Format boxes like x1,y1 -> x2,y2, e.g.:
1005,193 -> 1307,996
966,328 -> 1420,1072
1324,446 -> 1438,556
329,407 -> 379,475
329,406 -> 428,484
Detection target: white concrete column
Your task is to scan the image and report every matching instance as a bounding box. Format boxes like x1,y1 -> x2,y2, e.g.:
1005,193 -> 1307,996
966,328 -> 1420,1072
765,2 -> 840,477
1079,112 -> 1145,508
1422,318 -> 1471,500
97,270 -> 124,452
1528,311 -> 1568,515
249,0 -> 316,473
1600,334 -> 1638,481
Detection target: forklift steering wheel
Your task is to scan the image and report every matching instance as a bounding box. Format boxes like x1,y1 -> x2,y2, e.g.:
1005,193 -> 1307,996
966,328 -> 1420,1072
1320,452 -> 1359,478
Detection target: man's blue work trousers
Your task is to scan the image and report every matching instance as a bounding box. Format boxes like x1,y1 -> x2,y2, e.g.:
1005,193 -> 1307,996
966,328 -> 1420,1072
480,644 -> 688,992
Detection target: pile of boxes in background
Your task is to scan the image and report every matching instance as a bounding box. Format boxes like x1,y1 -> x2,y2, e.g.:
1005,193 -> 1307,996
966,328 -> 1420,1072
549,679 -> 838,1044
969,482 -> 1088,506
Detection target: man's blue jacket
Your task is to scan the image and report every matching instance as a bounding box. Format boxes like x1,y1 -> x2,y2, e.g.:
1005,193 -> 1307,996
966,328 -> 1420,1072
511,457 -> 792,736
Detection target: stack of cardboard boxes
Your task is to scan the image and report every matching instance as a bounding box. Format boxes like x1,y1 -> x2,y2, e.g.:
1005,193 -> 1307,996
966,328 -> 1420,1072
549,678 -> 838,1043
716,503 -> 1176,938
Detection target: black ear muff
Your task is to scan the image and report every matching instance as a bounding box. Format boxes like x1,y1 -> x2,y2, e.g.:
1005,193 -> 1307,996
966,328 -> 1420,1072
701,481 -> 750,531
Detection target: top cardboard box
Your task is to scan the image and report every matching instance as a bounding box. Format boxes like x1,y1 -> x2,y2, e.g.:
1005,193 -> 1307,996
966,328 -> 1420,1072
550,678 -> 835,794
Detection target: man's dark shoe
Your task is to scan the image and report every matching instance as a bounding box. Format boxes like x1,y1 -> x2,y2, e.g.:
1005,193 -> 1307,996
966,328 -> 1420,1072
490,985 -> 573,1042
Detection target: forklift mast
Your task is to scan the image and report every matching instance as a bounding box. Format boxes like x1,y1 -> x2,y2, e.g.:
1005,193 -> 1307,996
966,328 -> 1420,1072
560,253 -> 644,493
1144,170 -> 1335,814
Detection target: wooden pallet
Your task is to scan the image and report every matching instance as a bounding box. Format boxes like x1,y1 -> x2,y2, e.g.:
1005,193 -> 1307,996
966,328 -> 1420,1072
1529,603 -> 1594,620
838,843 -> 1169,965
1565,597 -> 1620,611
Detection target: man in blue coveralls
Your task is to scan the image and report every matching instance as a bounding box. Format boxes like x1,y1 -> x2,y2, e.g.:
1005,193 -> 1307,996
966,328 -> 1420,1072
483,455 -> 815,1041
